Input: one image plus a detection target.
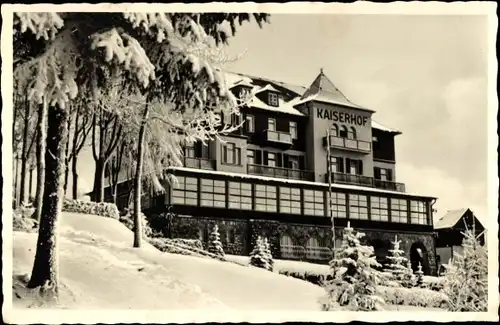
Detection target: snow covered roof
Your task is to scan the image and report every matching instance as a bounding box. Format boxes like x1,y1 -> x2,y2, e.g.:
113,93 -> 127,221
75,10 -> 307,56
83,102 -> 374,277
299,70 -> 373,112
167,167 -> 436,199
254,83 -> 282,94
372,120 -> 402,134
434,208 -> 470,229
247,95 -> 305,116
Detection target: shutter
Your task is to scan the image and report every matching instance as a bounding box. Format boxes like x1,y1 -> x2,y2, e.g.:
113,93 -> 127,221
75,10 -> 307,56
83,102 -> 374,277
276,153 -> 283,167
346,158 -> 351,173
339,158 -> 344,174
359,160 -> 363,175
387,169 -> 393,181
374,167 -> 381,179
195,142 -> 201,157
283,154 -> 290,168
299,156 -> 305,170
263,151 -> 268,165
256,150 -> 262,164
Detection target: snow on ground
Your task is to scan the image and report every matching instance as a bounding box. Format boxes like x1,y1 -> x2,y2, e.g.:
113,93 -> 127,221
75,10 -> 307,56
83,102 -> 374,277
226,254 -> 330,276
13,213 -> 325,311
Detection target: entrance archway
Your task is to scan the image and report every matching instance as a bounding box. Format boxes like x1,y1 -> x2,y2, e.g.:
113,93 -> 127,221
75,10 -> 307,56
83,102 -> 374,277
410,242 -> 430,275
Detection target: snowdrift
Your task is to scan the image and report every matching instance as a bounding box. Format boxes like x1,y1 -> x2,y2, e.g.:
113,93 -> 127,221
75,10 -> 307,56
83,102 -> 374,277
12,212 -> 325,311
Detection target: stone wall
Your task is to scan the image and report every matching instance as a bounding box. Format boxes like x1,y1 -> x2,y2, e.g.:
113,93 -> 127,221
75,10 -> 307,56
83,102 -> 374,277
147,213 -> 437,275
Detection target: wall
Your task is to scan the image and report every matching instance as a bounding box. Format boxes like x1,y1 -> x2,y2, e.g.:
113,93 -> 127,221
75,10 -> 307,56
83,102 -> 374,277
306,101 -> 374,182
150,212 -> 438,275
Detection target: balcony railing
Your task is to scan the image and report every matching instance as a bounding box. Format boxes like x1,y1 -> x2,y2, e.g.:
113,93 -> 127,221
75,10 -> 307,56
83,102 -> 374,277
323,135 -> 371,153
305,247 -> 332,260
328,172 -> 406,192
183,157 -> 215,170
280,245 -> 306,259
247,164 -> 314,181
266,130 -> 293,145
281,245 -> 332,261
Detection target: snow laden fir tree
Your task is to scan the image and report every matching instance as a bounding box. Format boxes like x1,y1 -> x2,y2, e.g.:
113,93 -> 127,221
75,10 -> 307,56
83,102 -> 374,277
321,223 -> 385,311
14,11 -> 269,298
385,235 -> 415,288
250,236 -> 273,271
442,226 -> 488,312
207,224 -> 224,257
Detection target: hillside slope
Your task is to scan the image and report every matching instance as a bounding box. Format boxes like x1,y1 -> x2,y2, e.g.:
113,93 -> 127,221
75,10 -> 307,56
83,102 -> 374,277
12,213 -> 324,311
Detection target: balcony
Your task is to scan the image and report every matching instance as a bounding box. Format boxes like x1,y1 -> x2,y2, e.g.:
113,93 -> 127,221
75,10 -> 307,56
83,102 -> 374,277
323,135 -> 371,154
327,172 -> 406,192
183,157 -> 215,170
247,164 -> 314,181
266,129 -> 293,145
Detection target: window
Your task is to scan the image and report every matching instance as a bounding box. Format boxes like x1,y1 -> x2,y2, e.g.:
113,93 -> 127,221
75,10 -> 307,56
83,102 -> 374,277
348,159 -> 362,175
391,198 -> 408,223
222,143 -> 241,165
172,176 -> 198,206
246,115 -> 255,133
268,118 -> 276,131
184,144 -> 195,158
349,194 -> 368,220
371,196 -> 389,221
247,149 -> 255,165
231,114 -> 240,127
339,125 -> 348,138
289,121 -> 297,139
411,200 -> 428,225
330,124 -> 339,137
348,127 -> 357,139
268,92 -> 279,107
304,189 -> 325,216
228,182 -> 252,210
279,187 -> 301,214
330,156 -> 343,173
267,152 -> 276,167
288,156 -> 299,170
255,184 -> 277,212
380,169 -> 387,181
329,192 -> 347,218
200,179 -> 226,208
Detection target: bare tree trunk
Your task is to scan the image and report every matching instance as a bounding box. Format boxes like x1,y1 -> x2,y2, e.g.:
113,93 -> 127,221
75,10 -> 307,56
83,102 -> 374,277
14,153 -> 20,209
19,100 -> 30,205
34,102 -> 47,222
27,104 -> 69,298
28,164 -> 34,202
71,156 -> 79,199
92,159 -> 106,202
133,104 -> 149,248
63,110 -> 73,196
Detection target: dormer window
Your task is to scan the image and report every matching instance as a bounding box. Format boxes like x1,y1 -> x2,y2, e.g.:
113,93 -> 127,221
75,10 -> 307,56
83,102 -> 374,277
268,92 -> 279,107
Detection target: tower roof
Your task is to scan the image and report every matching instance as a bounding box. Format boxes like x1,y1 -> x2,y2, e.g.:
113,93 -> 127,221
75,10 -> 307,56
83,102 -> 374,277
300,69 -> 372,112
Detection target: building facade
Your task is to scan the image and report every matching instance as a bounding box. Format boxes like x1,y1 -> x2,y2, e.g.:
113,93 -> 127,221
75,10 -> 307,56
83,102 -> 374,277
108,70 -> 439,275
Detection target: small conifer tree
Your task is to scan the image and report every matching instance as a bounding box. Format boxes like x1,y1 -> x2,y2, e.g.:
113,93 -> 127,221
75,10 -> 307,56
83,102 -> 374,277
442,225 -> 488,312
207,224 -> 225,257
322,222 -> 385,311
415,262 -> 424,287
250,236 -> 270,270
385,235 -> 415,288
263,237 -> 274,272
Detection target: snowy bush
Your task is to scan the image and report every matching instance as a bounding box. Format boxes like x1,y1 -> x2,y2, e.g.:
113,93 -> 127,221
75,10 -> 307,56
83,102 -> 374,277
377,286 -> 448,308
322,224 -> 386,311
279,270 -> 332,286
62,199 -> 120,220
384,235 -> 415,288
13,210 -> 38,233
119,212 -> 154,239
168,238 -> 203,250
422,276 -> 445,292
442,227 -> 488,312
149,237 -> 228,262
207,224 -> 225,257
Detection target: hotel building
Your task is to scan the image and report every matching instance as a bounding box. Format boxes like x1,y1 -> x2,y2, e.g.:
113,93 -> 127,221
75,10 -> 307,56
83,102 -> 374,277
107,70 -> 439,275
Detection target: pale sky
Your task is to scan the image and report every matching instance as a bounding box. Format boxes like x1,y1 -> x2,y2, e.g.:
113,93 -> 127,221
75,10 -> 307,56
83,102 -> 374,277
70,14 -> 490,223
222,14 -> 489,221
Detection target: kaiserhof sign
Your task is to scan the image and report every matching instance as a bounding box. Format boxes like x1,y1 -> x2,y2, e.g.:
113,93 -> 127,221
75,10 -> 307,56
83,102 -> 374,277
317,107 -> 368,127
